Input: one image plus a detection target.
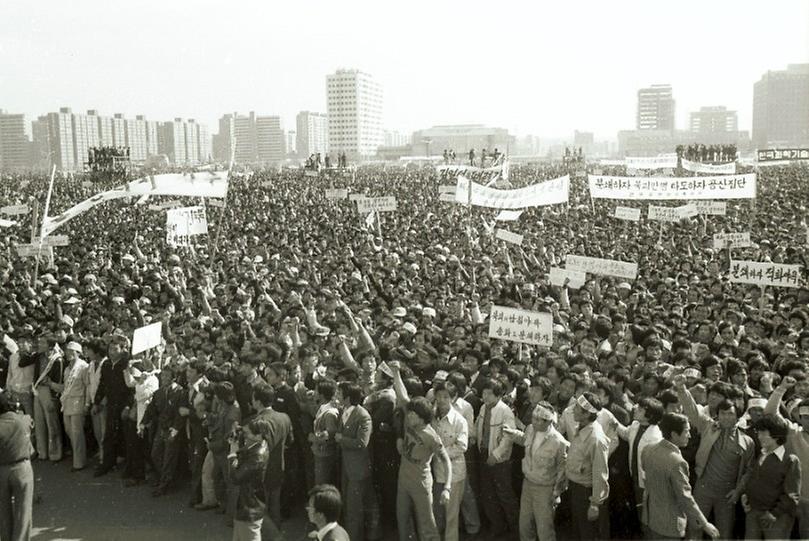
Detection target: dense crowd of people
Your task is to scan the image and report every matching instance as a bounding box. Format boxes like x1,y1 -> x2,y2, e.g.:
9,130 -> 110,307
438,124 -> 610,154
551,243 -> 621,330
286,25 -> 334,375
1,157 -> 809,541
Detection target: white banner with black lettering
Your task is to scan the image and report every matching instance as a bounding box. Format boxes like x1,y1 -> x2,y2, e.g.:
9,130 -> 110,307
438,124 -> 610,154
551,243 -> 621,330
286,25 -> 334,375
488,306 -> 553,347
624,156 -> 679,170
456,175 -> 569,209
588,174 -> 756,200
681,159 -> 736,175
729,261 -> 802,288
565,255 -> 638,280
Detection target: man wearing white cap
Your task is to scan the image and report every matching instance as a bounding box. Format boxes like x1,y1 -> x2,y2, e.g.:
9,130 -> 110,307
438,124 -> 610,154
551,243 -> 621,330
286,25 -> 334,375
503,402 -> 569,541
764,375 -> 809,538
56,342 -> 91,470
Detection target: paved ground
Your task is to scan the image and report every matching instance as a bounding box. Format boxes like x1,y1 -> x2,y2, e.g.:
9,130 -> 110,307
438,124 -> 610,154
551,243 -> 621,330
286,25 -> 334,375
30,458 -> 314,541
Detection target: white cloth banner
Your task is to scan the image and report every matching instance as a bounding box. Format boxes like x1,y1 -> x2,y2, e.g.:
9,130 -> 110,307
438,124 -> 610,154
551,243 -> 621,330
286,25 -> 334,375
0,219 -> 17,228
0,204 -> 29,216
681,159 -> 736,175
714,232 -> 752,249
325,189 -> 349,200
624,156 -> 679,170
598,160 -> 625,166
565,255 -> 638,279
438,193 -> 457,203
438,185 -> 457,194
42,172 -> 228,236
648,204 -> 698,222
549,267 -> 586,289
495,209 -> 524,221
692,200 -> 727,215
614,206 -> 641,221
356,197 -> 397,213
437,163 -> 506,175
488,306 -> 552,347
455,175 -> 569,209
495,228 -> 523,246
729,260 -> 802,288
588,174 -> 756,200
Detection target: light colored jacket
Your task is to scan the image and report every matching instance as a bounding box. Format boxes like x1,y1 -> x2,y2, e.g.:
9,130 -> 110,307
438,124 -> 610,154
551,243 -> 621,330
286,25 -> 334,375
60,358 -> 90,415
475,399 -> 516,463
513,424 -> 569,487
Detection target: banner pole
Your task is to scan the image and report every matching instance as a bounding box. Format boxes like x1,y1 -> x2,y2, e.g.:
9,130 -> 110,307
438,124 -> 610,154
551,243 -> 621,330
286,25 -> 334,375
210,140 -> 236,263
33,164 -> 56,283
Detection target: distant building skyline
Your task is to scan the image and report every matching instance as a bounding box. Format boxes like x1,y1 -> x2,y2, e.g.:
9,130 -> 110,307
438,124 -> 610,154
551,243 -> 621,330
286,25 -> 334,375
637,84 -> 675,131
753,63 -> 809,148
296,111 -> 329,159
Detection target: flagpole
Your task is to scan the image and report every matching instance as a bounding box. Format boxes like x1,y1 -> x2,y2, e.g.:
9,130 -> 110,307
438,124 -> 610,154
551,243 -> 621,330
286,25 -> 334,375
210,139 -> 236,263
33,164 -> 57,284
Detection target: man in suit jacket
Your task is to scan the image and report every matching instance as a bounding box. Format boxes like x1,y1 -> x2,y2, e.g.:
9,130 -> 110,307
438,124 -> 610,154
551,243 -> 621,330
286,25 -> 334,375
335,381 -> 379,541
57,342 -> 92,471
306,484 -> 350,541
250,383 -> 292,540
228,417 -> 269,541
642,412 -> 720,540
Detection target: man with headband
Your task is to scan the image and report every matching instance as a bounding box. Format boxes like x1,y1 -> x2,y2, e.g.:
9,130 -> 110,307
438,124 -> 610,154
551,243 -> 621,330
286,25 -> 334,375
564,392 -> 610,540
764,375 -> 809,538
503,401 -> 568,541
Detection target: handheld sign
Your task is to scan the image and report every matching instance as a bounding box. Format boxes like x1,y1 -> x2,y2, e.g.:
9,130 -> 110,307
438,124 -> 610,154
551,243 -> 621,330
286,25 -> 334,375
729,261 -> 802,288
495,228 -> 524,246
325,189 -> 349,200
614,206 -> 640,221
566,255 -> 638,280
0,204 -> 29,216
549,267 -> 586,289
356,197 -> 397,214
489,306 -> 553,347
132,322 -> 163,355
495,209 -> 524,222
713,232 -> 751,249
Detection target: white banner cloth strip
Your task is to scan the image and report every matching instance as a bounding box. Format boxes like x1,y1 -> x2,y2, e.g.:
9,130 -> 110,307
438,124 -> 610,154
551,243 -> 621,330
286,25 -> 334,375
714,232 -> 752,249
648,204 -> 698,222
692,200 -> 727,215
588,174 -> 756,200
624,156 -> 679,170
565,255 -> 638,279
495,228 -> 524,245
549,267 -> 586,289
488,306 -> 553,346
356,197 -> 397,213
495,209 -> 524,221
455,175 -> 569,209
681,159 -> 736,175
41,172 -> 228,236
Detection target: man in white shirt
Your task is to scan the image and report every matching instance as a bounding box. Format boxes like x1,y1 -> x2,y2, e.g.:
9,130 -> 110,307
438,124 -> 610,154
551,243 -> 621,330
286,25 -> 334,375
431,381 -> 468,541
2,333 -> 35,417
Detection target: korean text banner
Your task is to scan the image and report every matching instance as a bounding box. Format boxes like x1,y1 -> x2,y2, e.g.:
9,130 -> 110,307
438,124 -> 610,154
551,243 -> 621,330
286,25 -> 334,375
614,206 -> 641,221
757,148 -> 809,162
455,175 -> 569,209
681,159 -> 736,175
488,306 -> 553,347
648,204 -> 698,222
729,260 -> 802,288
325,189 -> 349,200
692,200 -> 727,215
549,267 -> 586,289
714,232 -> 751,249
565,255 -> 638,280
624,156 -> 679,170
495,228 -> 523,246
588,174 -> 756,200
356,197 -> 397,213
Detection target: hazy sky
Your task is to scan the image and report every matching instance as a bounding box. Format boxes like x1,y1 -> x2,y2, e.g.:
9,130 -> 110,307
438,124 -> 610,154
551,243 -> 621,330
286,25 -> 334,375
2,0 -> 808,139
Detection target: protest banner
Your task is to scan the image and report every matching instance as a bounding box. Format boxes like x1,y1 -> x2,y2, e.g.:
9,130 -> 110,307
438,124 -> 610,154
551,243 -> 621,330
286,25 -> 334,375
0,219 -> 17,228
549,267 -> 586,289
166,206 -> 208,246
42,235 -> 69,247
304,170 -> 319,177
729,260 -> 802,288
132,322 -> 163,355
598,160 -> 624,166
495,228 -> 523,246
648,204 -> 698,222
488,306 -> 553,347
82,181 -> 94,188
438,185 -> 457,194
624,156 -> 679,170
41,172 -> 229,236
356,197 -> 397,213
0,204 -> 29,216
207,199 -> 226,208
588,174 -> 756,200
592,168 -> 603,175
325,188 -> 349,200
757,148 -> 809,162
15,244 -> 54,259
495,209 -> 524,221
455,175 -> 569,209
348,194 -> 365,201
565,255 -> 638,279
681,159 -> 736,175
692,200 -> 727,216
713,232 -> 752,249
614,206 -> 641,221
439,193 -> 457,203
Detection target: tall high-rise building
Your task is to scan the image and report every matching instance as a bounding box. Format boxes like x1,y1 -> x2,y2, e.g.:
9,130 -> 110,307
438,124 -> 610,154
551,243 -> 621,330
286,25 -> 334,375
636,84 -> 675,131
0,110 -> 32,171
197,123 -> 210,163
111,114 -> 127,147
184,119 -> 200,164
126,115 -> 150,162
326,69 -> 383,159
286,130 -> 297,156
296,111 -> 329,159
255,116 -> 285,164
159,118 -> 188,165
38,108 -> 76,171
383,130 -> 410,147
690,106 -> 738,134
753,64 -> 809,148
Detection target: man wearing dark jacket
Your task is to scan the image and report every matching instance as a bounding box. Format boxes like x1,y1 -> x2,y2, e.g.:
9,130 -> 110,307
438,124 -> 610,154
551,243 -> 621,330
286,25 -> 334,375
143,368 -> 185,495
93,335 -> 132,476
228,417 -> 269,541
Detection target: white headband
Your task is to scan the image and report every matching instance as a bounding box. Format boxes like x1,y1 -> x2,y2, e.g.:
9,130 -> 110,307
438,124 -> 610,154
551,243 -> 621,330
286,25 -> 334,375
534,404 -> 557,422
577,395 -> 599,414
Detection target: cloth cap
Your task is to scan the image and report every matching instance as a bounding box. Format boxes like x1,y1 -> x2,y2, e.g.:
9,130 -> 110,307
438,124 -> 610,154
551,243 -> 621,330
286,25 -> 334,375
422,307 -> 436,318
401,322 -> 417,335
65,341 -> 82,354
61,315 -> 74,327
392,307 -> 407,318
